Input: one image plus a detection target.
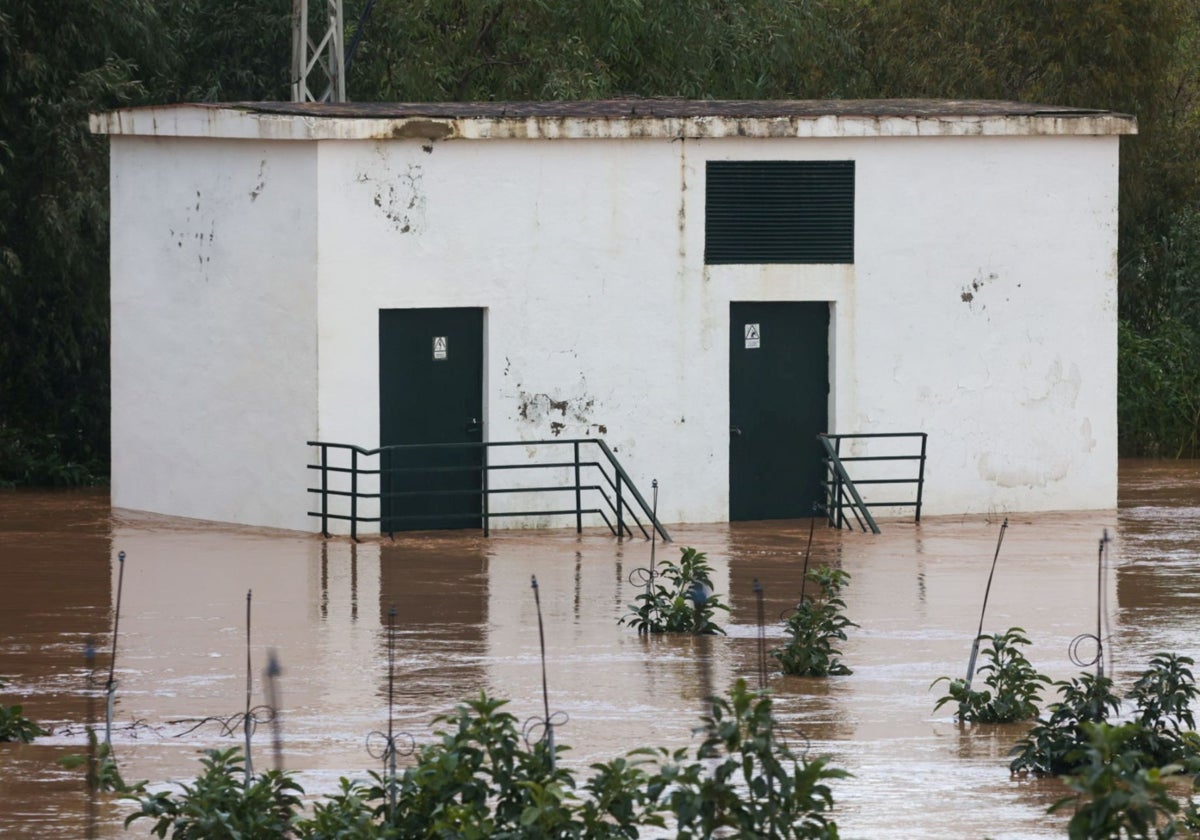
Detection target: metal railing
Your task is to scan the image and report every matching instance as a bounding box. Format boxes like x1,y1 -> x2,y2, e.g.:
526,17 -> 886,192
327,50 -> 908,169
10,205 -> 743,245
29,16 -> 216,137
307,438 -> 670,543
819,432 -> 928,533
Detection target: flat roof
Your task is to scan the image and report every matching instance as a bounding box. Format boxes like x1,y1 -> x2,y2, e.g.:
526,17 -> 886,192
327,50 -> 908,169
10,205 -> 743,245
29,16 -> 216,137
90,98 -> 1137,141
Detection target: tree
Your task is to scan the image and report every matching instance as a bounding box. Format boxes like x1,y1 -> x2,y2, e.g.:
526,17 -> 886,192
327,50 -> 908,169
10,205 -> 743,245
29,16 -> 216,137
0,0 -> 167,484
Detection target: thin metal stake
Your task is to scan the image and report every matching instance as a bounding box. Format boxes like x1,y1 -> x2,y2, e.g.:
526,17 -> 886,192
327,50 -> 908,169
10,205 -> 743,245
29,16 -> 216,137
645,480 -> 659,605
105,551 -> 126,749
244,589 -> 253,784
799,514 -> 816,605
531,576 -> 554,770
965,518 -> 1008,689
754,579 -> 767,690
264,651 -> 283,773
1096,530 -> 1109,679
85,639 -> 98,839
386,604 -> 398,820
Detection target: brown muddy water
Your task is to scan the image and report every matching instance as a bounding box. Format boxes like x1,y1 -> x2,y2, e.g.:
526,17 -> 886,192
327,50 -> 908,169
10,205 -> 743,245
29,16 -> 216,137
1,459 -> 1199,839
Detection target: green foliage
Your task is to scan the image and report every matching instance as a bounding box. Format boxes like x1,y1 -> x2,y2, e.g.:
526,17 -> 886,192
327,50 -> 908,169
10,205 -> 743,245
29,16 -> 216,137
344,0 -> 852,102
283,683 -> 846,838
1051,722 -> 1188,840
57,727 -> 144,793
621,546 -> 728,635
1011,653 -> 1200,778
1126,653 -> 1200,768
1119,301 -> 1200,459
1010,672 -> 1122,776
0,676 -> 47,742
771,567 -> 857,677
124,747 -> 303,839
0,701 -> 47,743
0,1 -> 172,486
664,678 -> 847,839
933,628 -> 1050,723
380,692 -> 577,837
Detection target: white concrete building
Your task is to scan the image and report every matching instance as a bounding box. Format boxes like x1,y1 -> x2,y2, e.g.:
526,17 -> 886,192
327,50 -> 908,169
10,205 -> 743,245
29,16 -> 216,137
92,100 -> 1135,535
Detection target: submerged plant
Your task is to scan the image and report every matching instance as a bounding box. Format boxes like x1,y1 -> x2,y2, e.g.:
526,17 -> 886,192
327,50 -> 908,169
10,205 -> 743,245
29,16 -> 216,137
124,747 -> 302,839
621,546 -> 728,635
1051,721 -> 1189,840
933,627 -> 1049,723
1009,653 -> 1200,778
664,678 -> 848,839
274,683 -> 847,838
1125,652 -> 1200,767
1010,671 -> 1122,777
57,727 -> 143,793
771,566 -> 857,677
0,677 -> 47,743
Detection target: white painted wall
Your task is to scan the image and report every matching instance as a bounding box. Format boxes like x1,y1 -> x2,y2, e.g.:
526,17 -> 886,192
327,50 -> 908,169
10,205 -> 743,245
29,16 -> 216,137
110,138 -> 318,529
313,134 -> 1117,530
110,126 -> 1118,532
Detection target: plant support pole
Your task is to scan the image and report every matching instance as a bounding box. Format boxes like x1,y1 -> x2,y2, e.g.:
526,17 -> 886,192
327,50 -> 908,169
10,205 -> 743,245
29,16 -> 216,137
531,576 -> 554,770
244,589 -> 253,783
965,518 -> 1007,689
386,605 -> 397,820
646,480 -> 659,604
265,651 -> 283,773
105,551 -> 127,749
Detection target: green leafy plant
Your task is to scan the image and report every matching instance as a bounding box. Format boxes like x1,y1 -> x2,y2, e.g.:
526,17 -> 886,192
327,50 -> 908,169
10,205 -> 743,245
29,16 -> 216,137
0,677 -> 47,743
662,678 -> 847,839
1010,671 -> 1122,776
932,627 -> 1050,723
288,683 -> 846,838
1125,652 -> 1200,767
378,692 -> 578,837
1051,721 -> 1189,840
124,747 -> 302,839
771,567 -> 857,677
57,727 -> 143,793
621,546 -> 728,635
1012,654 -> 1200,778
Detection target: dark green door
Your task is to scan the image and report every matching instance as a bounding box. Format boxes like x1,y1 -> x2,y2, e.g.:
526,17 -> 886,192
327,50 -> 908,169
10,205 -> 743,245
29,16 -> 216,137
729,302 -> 829,521
379,308 -> 484,532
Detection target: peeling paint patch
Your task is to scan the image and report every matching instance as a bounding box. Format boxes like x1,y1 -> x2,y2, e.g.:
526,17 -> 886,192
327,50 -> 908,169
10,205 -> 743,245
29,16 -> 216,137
249,160 -> 266,201
960,271 -> 998,311
356,152 -> 427,234
516,388 -> 607,437
170,193 -> 215,278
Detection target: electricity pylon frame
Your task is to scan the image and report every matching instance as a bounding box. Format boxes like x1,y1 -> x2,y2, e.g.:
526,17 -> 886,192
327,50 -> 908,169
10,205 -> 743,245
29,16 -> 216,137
291,0 -> 346,103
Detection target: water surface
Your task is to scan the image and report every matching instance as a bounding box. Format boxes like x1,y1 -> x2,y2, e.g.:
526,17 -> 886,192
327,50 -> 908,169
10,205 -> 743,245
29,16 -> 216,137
1,459 -> 1198,838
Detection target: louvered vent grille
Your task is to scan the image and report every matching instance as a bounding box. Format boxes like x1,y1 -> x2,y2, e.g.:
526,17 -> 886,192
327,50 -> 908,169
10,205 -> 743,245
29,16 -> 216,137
705,160 -> 855,264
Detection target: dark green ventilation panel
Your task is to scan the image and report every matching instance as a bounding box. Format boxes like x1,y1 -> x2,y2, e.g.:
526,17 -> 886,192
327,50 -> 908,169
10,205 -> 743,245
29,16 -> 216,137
705,160 -> 855,265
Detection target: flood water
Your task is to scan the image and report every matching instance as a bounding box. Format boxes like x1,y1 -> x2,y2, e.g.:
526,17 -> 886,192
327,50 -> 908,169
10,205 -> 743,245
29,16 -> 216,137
1,459 -> 1199,838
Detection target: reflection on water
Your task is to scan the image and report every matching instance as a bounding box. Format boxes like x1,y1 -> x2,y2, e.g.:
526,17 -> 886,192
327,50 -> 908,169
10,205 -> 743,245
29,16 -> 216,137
0,459 -> 1198,838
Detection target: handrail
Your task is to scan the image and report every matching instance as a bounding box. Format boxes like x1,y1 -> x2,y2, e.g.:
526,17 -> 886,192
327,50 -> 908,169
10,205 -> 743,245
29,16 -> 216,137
818,435 -> 879,534
818,432 -> 928,533
307,438 -> 671,543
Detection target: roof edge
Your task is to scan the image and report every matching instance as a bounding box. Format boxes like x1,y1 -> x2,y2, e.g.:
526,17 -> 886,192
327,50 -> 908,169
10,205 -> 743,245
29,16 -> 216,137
89,102 -> 1138,140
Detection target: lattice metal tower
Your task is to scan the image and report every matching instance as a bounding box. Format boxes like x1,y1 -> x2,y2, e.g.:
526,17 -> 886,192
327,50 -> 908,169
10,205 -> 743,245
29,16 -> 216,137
291,0 -> 346,103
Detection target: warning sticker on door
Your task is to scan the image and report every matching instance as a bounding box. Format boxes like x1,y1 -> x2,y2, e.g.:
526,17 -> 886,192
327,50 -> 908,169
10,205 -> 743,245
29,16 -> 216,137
433,336 -> 448,360
744,323 -> 761,349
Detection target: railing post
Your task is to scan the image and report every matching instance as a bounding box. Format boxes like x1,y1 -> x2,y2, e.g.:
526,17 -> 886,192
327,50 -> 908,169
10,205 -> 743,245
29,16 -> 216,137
915,433 -> 928,524
615,471 -> 624,540
482,443 -> 490,537
573,441 -> 582,535
350,448 -> 359,542
320,444 -> 329,537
